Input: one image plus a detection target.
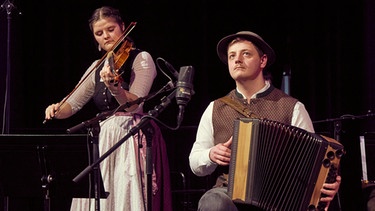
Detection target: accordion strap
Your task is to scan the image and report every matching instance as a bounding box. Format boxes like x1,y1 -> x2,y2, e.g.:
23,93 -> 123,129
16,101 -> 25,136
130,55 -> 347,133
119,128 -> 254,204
218,96 -> 256,118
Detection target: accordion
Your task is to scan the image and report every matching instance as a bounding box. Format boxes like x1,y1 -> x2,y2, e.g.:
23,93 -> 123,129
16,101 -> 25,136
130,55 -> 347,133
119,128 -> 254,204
228,118 -> 344,211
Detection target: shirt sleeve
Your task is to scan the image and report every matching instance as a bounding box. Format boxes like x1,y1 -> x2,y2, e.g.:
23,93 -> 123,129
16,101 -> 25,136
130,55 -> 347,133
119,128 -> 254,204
189,102 -> 218,176
129,51 -> 157,98
65,60 -> 98,115
291,101 -> 315,133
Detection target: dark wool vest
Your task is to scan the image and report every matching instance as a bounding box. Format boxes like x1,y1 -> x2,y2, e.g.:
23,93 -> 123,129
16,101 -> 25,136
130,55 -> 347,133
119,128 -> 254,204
210,85 -> 298,184
92,48 -> 141,112
212,86 -> 298,145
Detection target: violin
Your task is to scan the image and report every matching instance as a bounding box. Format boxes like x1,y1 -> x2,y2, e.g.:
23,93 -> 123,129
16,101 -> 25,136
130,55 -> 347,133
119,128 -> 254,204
107,39 -> 134,86
43,22 -> 137,124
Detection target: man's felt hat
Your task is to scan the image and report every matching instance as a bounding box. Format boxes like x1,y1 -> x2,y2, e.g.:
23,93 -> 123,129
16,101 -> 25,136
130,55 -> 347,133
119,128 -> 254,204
216,31 -> 276,67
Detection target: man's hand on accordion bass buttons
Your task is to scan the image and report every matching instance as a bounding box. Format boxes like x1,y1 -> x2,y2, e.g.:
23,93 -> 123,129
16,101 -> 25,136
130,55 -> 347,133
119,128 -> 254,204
209,137 -> 233,166
320,175 -> 342,210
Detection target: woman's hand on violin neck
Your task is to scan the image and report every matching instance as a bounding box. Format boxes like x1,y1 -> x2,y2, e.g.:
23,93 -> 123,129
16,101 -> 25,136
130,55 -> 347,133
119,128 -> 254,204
100,63 -> 115,83
100,64 -> 122,95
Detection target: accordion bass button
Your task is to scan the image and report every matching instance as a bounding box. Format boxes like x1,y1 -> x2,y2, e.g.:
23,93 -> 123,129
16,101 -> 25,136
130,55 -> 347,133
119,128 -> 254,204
335,149 -> 345,158
307,205 -> 315,210
322,158 -> 331,168
326,151 -> 335,160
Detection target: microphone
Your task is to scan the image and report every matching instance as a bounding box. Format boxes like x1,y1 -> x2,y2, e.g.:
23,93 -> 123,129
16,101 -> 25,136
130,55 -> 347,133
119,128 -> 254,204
175,66 -> 195,125
164,60 -> 179,79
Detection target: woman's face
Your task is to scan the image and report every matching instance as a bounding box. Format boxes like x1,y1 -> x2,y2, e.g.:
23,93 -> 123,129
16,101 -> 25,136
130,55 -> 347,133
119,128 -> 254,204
92,17 -> 125,52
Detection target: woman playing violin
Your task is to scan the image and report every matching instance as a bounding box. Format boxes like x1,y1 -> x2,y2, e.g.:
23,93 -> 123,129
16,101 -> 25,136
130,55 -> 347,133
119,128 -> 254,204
44,6 -> 172,211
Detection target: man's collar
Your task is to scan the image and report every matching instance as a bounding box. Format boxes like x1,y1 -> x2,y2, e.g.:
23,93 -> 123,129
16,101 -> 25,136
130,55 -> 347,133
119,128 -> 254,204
235,80 -> 271,99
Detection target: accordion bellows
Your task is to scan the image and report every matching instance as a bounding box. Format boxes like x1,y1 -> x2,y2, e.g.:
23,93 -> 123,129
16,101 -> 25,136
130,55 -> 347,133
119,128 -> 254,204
228,118 -> 344,211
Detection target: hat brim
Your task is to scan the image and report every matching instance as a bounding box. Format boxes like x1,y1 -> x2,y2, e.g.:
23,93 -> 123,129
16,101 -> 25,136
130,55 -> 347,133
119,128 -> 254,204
216,31 -> 276,67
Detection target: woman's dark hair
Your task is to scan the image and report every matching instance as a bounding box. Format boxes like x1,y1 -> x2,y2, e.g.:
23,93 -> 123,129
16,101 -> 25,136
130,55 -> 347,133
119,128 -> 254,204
88,6 -> 124,32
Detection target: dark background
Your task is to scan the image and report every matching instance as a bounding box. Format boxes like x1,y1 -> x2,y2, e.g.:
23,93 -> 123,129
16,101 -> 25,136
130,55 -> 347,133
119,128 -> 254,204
0,0 -> 374,210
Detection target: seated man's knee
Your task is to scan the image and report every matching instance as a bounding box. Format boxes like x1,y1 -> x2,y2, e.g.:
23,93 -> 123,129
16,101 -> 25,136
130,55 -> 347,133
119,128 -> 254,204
198,188 -> 237,211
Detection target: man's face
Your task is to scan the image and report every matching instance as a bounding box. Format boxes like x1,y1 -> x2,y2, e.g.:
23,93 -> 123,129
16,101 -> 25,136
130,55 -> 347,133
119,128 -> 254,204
227,40 -> 267,82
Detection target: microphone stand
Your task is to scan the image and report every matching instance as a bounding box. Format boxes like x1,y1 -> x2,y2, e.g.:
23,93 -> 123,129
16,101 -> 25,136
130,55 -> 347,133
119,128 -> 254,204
90,122 -> 101,211
37,146 -> 53,211
313,111 -> 375,125
1,2 -> 21,209
67,98 -> 149,211
66,81 -> 175,134
140,118 -> 154,211
313,111 -> 375,142
69,82 -> 174,211
1,0 -> 20,134
66,98 -> 146,134
72,88 -> 177,211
